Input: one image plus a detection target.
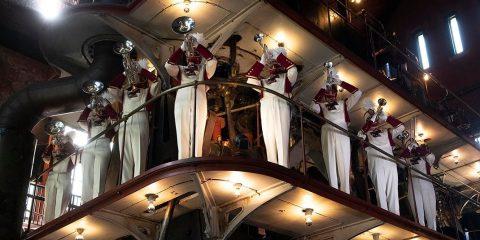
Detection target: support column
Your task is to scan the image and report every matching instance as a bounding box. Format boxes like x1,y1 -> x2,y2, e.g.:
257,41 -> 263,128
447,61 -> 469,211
0,129 -> 35,239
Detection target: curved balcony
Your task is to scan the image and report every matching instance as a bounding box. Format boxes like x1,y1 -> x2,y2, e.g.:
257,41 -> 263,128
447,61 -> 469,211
22,81 -> 478,239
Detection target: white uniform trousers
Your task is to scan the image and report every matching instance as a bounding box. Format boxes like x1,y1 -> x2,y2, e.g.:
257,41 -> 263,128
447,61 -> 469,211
366,146 -> 399,214
81,137 -> 111,203
408,177 -> 437,230
174,85 -> 208,159
321,124 -> 351,193
260,97 -> 291,168
44,170 -> 71,223
118,111 -> 149,183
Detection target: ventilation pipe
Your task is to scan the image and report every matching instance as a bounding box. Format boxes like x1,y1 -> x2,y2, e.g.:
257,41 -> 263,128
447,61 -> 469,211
0,40 -> 122,239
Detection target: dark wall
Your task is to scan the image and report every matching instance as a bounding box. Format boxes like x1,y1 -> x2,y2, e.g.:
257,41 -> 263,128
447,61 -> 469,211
385,0 -> 480,107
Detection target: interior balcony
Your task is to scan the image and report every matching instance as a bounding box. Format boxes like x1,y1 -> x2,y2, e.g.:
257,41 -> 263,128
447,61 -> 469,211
8,0 -> 480,239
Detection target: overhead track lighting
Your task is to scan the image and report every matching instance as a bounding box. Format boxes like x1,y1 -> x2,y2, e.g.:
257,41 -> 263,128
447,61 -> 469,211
37,0 -> 63,20
145,193 -> 158,213
233,183 -> 242,197
302,208 -> 314,226
183,0 -> 191,13
75,228 -> 85,240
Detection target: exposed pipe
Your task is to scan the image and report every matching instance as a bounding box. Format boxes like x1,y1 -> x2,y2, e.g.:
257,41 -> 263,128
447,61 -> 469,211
0,40 -> 122,239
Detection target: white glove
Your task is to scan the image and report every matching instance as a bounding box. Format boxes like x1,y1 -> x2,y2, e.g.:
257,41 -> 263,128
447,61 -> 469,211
378,112 -> 388,122
180,35 -> 198,51
357,130 -> 367,140
260,53 -> 267,65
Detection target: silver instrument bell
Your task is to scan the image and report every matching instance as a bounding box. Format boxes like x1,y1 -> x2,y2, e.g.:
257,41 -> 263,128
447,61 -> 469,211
114,40 -> 134,55
45,120 -> 65,136
82,80 -> 104,95
378,98 -> 387,107
172,16 -> 196,34
254,33 -> 265,43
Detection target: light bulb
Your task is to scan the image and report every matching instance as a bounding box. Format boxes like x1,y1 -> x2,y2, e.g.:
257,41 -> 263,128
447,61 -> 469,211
183,0 -> 191,13
75,228 -> 85,240
303,208 -> 314,226
233,183 -> 242,197
145,193 -> 158,213
454,155 -> 459,164
37,0 -> 63,20
423,73 -> 430,81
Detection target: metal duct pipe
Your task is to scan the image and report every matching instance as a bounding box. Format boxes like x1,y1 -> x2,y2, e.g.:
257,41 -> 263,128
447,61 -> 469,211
0,40 -> 122,239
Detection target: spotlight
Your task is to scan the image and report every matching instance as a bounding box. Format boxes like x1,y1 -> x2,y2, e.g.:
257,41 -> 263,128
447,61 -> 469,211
145,193 -> 158,213
233,183 -> 242,197
37,0 -> 63,20
302,208 -> 314,226
75,228 -> 85,240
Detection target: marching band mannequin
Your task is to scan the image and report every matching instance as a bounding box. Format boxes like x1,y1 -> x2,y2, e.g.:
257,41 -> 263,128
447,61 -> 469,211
43,130 -> 76,223
358,101 -> 404,214
402,142 -> 437,230
109,58 -> 158,183
77,97 -> 118,203
310,65 -> 362,193
165,33 -> 218,159
246,46 -> 298,167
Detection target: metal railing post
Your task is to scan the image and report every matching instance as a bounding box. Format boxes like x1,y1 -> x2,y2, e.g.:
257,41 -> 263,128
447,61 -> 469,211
300,107 -> 307,175
192,81 -> 198,158
26,180 -> 37,232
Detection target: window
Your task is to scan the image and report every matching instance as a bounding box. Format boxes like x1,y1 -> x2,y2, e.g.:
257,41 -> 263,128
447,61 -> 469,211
448,16 -> 464,54
417,33 -> 430,69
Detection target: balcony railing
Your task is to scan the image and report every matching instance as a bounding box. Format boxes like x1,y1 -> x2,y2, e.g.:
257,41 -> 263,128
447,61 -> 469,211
22,79 -> 480,238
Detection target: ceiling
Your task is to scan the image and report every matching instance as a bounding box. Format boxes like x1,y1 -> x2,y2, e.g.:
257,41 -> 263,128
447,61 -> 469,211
37,169 -> 432,240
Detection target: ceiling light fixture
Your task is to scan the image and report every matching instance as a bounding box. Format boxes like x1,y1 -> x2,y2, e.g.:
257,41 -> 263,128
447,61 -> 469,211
233,183 -> 242,197
275,32 -> 286,47
303,208 -> 314,226
183,0 -> 191,13
423,73 -> 431,81
37,0 -> 63,20
453,155 -> 459,164
145,193 -> 158,213
75,228 -> 85,240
